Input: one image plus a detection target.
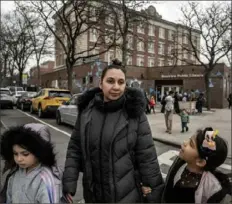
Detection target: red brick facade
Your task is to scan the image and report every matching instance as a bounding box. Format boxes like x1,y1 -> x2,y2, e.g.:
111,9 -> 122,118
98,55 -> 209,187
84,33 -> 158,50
41,62 -> 230,108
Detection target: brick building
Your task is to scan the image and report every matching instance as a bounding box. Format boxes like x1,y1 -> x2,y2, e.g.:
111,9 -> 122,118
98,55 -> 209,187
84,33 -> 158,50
28,60 -> 55,86
54,4 -> 201,70
41,61 -> 230,108
41,3 -> 231,108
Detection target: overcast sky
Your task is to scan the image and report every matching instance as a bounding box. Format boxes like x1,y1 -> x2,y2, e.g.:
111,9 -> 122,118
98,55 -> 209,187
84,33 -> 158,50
1,1 -> 228,71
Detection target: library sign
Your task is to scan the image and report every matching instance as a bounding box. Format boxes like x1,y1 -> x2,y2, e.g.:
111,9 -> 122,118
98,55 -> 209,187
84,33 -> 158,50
161,74 -> 204,78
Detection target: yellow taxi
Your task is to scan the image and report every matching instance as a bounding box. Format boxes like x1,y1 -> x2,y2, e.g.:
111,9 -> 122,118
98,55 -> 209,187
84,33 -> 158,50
30,88 -> 72,118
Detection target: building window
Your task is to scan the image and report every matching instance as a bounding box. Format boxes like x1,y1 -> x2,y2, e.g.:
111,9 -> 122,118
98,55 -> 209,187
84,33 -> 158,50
115,48 -> 122,61
158,58 -> 165,66
148,57 -> 155,67
159,27 -> 165,39
183,34 -> 188,44
127,35 -> 133,50
137,55 -> 144,66
105,50 -> 115,64
137,39 -> 144,52
105,15 -> 114,25
158,42 -> 165,55
137,24 -> 144,34
168,30 -> 175,41
191,52 -> 195,61
168,45 -> 174,56
90,28 -> 98,42
148,41 -> 155,53
148,25 -> 155,36
168,59 -> 173,66
127,55 -> 132,65
183,50 -> 188,59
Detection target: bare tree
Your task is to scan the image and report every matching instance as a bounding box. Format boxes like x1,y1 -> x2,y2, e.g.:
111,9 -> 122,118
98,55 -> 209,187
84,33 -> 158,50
30,0 -> 118,91
15,1 -> 53,87
2,10 -> 34,86
172,2 -> 231,110
105,0 -> 155,66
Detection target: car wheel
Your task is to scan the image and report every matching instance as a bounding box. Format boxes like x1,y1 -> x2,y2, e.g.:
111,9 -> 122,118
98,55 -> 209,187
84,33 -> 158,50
38,105 -> 43,118
30,105 -> 34,114
10,104 -> 13,109
56,111 -> 62,125
21,103 -> 25,111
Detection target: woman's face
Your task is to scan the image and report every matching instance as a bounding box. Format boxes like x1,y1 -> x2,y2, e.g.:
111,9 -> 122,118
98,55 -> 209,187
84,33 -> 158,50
100,68 -> 126,102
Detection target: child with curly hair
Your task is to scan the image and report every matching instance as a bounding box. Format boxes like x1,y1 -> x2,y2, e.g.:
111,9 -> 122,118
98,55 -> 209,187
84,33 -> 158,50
0,123 -> 64,203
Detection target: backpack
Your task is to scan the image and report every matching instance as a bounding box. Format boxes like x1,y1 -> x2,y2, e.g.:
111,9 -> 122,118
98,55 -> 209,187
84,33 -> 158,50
39,165 -> 70,203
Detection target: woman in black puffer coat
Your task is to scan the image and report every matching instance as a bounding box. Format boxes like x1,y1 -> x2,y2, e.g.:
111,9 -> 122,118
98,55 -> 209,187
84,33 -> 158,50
62,59 -> 164,203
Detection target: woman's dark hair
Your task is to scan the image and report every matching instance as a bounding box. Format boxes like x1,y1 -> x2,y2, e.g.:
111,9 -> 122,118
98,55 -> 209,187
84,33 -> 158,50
0,126 -> 56,168
196,127 -> 228,171
101,59 -> 126,81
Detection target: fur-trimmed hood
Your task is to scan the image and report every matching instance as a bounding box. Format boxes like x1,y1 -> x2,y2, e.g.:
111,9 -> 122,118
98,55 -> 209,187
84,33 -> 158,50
77,87 -> 146,118
0,124 -> 56,169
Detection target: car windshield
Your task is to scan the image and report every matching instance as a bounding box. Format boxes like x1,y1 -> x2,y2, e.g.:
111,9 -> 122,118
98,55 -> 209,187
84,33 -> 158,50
28,92 -> 37,97
16,87 -> 23,91
48,91 -> 71,98
17,91 -> 26,96
0,90 -> 10,95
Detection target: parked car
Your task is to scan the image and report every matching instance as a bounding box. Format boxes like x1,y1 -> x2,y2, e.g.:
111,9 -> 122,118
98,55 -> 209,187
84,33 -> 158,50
12,91 -> 27,105
56,94 -> 82,127
16,91 -> 37,111
0,88 -> 13,109
30,88 -> 72,118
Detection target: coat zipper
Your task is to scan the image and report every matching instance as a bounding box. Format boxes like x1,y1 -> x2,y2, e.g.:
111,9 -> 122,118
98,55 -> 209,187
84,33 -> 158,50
99,114 -> 107,202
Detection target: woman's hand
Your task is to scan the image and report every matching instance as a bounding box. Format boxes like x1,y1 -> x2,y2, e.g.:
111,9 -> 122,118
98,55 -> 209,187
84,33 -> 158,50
141,183 -> 152,197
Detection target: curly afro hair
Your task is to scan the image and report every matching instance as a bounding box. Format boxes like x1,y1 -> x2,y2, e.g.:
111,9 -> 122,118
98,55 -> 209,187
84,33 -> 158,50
0,125 -> 56,168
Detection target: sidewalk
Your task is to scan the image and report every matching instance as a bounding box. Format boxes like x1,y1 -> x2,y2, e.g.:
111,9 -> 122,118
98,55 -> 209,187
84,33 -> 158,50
148,108 -> 231,158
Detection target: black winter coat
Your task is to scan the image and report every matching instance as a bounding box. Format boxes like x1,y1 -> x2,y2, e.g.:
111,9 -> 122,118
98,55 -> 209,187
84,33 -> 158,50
62,87 -> 164,203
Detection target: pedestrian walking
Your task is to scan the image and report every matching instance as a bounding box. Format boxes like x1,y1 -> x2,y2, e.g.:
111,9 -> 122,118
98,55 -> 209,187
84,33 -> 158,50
196,93 -> 205,114
179,109 -> 189,133
164,91 -> 174,134
0,123 -> 63,203
62,59 -> 164,203
161,93 -> 167,113
227,93 -> 232,109
161,127 -> 231,203
149,96 -> 156,114
174,92 -> 180,114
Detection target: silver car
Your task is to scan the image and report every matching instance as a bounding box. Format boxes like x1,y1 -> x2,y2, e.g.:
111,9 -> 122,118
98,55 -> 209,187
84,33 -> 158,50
56,94 -> 82,127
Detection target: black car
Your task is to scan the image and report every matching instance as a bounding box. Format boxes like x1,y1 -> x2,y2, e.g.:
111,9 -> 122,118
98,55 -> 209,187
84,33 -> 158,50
16,92 -> 37,111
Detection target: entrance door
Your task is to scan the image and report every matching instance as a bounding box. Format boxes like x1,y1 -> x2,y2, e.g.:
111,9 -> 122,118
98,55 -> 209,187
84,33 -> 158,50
161,86 -> 180,98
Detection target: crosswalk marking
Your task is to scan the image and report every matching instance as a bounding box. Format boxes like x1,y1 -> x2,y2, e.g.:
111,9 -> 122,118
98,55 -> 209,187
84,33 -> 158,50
158,150 -> 231,180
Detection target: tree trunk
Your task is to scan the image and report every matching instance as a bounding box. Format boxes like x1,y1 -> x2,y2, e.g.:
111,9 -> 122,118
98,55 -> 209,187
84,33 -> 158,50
122,36 -> 127,67
19,71 -> 23,86
204,73 -> 211,110
36,60 -> 41,86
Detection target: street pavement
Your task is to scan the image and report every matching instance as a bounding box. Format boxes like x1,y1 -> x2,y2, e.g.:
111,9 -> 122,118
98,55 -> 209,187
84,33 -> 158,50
0,108 -> 231,202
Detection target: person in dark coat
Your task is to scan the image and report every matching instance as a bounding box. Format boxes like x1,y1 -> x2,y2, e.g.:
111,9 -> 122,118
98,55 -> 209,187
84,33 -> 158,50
62,59 -> 164,203
174,92 -> 180,114
161,93 -> 167,113
227,93 -> 232,109
196,93 -> 204,114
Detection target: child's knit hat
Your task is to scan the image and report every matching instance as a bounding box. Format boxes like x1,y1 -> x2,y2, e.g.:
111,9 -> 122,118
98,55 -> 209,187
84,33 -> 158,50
196,127 -> 228,171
